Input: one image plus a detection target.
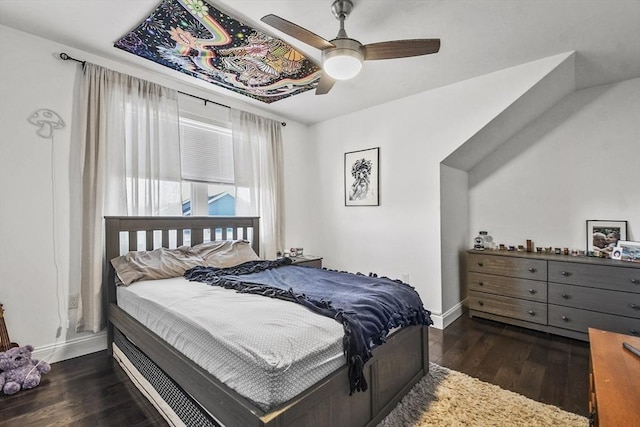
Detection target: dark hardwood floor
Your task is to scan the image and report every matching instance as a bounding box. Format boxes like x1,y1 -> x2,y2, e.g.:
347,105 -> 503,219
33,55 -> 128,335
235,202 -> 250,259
431,315 -> 590,418
0,315 -> 590,426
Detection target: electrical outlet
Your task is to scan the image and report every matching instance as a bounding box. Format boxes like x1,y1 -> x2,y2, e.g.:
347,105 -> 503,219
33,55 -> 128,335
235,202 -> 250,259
69,294 -> 79,309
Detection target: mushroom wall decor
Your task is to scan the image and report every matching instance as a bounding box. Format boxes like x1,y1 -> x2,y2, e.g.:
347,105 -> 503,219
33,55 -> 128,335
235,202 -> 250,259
28,109 -> 65,138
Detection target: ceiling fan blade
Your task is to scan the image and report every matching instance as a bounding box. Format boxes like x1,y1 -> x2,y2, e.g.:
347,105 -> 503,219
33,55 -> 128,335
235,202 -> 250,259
261,14 -> 335,51
315,73 -> 336,95
363,39 -> 441,60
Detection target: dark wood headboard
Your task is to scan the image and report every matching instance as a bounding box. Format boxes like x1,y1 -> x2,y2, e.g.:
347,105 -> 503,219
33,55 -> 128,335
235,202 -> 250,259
104,216 -> 260,304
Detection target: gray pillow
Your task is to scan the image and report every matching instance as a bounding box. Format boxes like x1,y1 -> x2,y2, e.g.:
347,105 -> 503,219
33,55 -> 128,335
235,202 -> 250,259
191,240 -> 260,268
111,246 -> 205,286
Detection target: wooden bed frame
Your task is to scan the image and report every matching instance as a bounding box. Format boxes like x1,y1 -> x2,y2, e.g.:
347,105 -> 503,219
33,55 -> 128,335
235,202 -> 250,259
105,216 -> 429,427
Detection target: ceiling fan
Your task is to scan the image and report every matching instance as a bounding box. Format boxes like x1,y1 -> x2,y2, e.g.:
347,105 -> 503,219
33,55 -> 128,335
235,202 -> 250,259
261,0 -> 440,95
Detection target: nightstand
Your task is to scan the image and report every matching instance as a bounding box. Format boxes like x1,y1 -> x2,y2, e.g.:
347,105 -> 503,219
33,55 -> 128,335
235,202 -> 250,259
289,255 -> 323,268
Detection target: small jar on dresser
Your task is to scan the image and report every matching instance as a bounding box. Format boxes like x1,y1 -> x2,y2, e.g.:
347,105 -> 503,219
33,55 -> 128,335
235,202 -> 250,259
467,250 -> 640,341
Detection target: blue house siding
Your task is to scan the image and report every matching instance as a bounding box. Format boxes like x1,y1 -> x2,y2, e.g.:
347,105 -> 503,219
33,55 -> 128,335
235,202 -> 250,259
208,193 -> 235,216
182,192 -> 235,216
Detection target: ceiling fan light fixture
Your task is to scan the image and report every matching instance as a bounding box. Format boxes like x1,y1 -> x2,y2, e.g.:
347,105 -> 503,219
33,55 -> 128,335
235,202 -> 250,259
323,51 -> 362,80
261,0 -> 440,94
322,38 -> 364,80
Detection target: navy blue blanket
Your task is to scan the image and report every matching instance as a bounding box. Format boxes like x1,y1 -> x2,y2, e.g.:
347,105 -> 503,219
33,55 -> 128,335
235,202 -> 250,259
184,258 -> 432,394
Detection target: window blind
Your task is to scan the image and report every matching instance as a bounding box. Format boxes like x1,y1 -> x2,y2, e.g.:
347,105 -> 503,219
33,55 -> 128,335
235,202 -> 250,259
180,117 -> 234,184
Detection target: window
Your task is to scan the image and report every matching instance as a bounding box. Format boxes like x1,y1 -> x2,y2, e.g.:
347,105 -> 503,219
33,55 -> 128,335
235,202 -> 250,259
179,115 -> 236,216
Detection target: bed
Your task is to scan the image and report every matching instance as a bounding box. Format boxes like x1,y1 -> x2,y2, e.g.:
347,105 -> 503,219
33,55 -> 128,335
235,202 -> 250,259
105,216 -> 430,427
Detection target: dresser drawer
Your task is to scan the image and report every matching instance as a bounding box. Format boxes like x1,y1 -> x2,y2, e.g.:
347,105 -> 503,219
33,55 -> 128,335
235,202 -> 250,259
468,272 -> 546,302
549,283 -> 640,319
549,304 -> 640,336
468,253 -> 547,280
468,291 -> 547,325
549,261 -> 640,293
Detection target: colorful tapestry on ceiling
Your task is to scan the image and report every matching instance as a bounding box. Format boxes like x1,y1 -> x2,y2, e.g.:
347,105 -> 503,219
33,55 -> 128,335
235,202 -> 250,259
115,0 -> 321,103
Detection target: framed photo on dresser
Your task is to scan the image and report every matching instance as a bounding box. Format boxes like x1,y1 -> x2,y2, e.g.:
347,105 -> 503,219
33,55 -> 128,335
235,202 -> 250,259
586,220 -> 627,254
616,240 -> 640,262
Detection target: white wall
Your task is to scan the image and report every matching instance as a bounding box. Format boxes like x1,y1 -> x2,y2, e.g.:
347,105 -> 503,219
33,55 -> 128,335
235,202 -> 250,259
0,26 -> 78,360
0,25 -> 309,362
3,21 -> 636,362
306,54 -> 574,324
469,78 -> 640,250
307,70 -> 639,327
439,164 -> 469,326
281,121 -> 322,254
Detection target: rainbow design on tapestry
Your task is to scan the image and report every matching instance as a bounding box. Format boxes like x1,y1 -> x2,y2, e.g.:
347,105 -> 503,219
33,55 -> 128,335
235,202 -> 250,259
115,0 -> 321,103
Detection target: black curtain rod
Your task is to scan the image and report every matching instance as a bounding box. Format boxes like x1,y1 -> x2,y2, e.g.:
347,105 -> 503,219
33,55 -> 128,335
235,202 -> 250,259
59,52 -> 286,126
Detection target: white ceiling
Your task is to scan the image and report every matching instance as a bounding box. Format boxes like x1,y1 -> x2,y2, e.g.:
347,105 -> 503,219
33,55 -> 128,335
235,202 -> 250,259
1,0 -> 639,125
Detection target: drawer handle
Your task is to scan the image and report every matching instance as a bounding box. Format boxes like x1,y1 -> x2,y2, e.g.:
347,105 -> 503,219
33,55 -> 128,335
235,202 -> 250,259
631,329 -> 639,336
528,267 -> 536,273
561,271 -> 571,277
479,282 -> 484,286
561,293 -> 569,299
478,301 -> 484,306
562,316 -> 569,322
631,304 -> 639,310
528,310 -> 535,316
478,262 -> 483,267
528,289 -> 536,294
632,278 -> 639,284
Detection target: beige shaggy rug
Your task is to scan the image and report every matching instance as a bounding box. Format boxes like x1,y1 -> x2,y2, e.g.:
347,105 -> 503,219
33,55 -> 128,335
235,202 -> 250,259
378,363 -> 588,427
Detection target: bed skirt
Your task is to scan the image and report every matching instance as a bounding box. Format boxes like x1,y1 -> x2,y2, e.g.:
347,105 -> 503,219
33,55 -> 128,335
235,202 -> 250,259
113,328 -> 220,427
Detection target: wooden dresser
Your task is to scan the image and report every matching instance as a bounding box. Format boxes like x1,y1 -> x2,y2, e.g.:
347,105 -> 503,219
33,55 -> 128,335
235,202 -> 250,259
588,328 -> 640,426
467,250 -> 640,341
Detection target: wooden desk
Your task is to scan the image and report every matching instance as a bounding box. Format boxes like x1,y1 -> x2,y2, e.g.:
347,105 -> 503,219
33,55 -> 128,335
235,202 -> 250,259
588,328 -> 640,427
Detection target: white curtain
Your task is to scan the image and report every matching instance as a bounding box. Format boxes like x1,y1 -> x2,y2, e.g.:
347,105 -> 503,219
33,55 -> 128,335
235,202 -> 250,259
70,63 -> 181,332
231,110 -> 284,259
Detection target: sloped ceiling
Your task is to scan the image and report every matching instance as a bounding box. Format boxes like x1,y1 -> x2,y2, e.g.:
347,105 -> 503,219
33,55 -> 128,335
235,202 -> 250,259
443,52 -> 577,171
0,0 -> 639,125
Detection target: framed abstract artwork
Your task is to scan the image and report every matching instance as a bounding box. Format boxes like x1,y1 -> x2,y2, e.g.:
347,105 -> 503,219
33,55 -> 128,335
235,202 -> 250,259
114,0 -> 321,103
345,147 -> 379,206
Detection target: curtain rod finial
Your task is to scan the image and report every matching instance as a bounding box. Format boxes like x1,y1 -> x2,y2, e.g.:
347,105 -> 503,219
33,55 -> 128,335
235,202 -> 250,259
59,52 -> 85,65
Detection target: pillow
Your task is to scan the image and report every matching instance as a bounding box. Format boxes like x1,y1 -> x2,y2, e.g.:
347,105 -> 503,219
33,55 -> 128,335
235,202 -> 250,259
191,240 -> 260,268
111,246 -> 205,286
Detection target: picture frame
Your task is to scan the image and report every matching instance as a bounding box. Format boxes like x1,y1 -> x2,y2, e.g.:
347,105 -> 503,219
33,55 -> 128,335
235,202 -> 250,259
616,241 -> 640,263
345,147 -> 379,206
610,246 -> 623,260
586,220 -> 627,254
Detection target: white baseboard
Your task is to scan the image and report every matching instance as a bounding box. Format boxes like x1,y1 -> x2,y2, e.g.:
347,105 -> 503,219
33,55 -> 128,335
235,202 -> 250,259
32,331 -> 107,364
429,298 -> 467,330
